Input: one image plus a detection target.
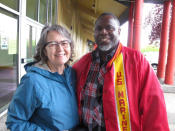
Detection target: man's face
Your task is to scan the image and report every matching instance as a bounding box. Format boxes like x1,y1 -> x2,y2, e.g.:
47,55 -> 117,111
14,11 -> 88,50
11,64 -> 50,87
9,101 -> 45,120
94,15 -> 120,51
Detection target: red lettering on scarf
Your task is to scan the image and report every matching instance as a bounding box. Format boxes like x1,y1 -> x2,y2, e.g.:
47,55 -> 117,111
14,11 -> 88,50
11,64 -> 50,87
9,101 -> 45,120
122,115 -> 126,119
117,72 -> 122,85
118,94 -> 128,130
120,107 -> 126,114
119,99 -> 125,106
118,91 -> 124,98
123,126 -> 127,131
122,120 -> 127,126
122,119 -> 128,131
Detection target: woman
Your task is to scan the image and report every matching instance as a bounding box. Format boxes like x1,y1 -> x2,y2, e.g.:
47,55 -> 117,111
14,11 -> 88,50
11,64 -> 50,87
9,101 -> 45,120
6,25 -> 79,131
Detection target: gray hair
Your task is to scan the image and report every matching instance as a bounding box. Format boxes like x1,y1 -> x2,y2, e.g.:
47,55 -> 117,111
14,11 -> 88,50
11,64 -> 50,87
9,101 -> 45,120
34,24 -> 74,64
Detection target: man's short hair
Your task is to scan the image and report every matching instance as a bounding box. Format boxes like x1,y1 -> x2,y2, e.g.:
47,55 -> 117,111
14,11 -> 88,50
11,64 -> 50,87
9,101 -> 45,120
95,12 -> 120,26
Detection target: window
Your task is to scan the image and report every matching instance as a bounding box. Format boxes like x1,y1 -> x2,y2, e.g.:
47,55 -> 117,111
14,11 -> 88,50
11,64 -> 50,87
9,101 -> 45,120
26,0 -> 58,25
52,0 -> 58,24
26,0 -> 38,21
0,0 -> 19,11
40,0 -> 47,24
0,9 -> 18,108
26,25 -> 37,62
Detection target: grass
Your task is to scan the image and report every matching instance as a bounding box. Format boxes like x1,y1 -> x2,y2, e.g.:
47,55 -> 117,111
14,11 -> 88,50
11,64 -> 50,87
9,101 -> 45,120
141,45 -> 159,53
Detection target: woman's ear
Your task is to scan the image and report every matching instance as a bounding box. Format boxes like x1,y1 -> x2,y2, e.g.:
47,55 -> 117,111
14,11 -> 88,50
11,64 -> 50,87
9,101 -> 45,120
44,49 -> 47,56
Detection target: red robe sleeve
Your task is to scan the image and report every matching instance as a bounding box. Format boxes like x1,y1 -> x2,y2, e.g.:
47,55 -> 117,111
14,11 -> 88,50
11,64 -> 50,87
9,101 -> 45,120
139,53 -> 170,131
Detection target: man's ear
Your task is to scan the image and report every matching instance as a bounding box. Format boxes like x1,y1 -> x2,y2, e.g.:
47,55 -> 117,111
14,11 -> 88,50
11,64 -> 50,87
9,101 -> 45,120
118,27 -> 121,35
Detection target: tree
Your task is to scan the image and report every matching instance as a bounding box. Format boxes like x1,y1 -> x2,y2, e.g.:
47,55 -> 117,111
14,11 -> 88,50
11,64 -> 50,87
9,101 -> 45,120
144,4 -> 163,44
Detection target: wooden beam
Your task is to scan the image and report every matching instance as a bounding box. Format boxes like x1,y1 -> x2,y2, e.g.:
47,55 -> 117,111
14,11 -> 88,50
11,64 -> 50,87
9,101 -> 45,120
81,24 -> 93,34
81,25 -> 94,41
81,19 -> 94,31
76,3 -> 99,19
81,17 -> 94,26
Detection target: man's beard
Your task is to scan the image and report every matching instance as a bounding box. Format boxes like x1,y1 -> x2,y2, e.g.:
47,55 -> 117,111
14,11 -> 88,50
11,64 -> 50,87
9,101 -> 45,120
98,42 -> 113,51
97,38 -> 118,51
96,35 -> 118,51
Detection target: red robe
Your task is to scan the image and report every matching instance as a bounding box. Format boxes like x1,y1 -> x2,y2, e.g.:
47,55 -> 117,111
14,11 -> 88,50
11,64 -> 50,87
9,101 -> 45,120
73,43 -> 169,131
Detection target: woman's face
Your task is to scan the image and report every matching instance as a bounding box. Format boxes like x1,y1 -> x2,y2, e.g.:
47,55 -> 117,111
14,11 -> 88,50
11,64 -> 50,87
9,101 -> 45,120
45,31 -> 71,66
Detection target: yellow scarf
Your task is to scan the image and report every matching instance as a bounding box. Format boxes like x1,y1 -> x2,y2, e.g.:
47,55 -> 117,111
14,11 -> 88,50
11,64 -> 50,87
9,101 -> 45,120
113,53 -> 131,131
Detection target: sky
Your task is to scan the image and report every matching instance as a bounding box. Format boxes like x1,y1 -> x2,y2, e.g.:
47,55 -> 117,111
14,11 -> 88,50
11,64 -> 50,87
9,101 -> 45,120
120,3 -> 155,48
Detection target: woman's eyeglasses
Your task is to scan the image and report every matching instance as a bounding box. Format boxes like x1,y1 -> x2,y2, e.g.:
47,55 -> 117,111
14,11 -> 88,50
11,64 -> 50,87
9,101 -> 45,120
46,40 -> 70,48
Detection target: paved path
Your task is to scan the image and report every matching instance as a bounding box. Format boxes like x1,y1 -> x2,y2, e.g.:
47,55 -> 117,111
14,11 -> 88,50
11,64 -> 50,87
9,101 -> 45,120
164,93 -> 175,130
0,110 -> 8,131
162,77 -> 175,131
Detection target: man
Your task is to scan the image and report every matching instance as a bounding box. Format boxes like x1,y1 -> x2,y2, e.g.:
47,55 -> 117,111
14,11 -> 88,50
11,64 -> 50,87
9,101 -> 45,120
73,13 -> 169,131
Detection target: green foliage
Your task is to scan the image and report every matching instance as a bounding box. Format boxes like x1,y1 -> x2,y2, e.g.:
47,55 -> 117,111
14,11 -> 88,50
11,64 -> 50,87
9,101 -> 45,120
141,45 -> 159,53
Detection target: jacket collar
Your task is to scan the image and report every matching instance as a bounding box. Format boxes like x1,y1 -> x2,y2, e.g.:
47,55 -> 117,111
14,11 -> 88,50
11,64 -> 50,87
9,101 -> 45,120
24,62 -> 72,83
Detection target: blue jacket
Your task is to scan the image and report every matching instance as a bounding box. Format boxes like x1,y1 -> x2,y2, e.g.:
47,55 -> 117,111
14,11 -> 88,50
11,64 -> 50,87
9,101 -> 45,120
6,62 -> 79,131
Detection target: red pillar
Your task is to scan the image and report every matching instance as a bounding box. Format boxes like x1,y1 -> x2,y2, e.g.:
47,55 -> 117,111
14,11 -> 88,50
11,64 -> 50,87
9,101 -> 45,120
127,2 -> 134,48
165,0 -> 175,85
157,1 -> 171,79
133,0 -> 144,50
